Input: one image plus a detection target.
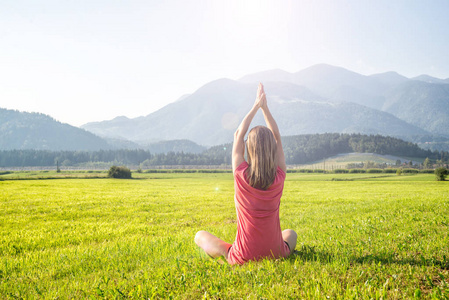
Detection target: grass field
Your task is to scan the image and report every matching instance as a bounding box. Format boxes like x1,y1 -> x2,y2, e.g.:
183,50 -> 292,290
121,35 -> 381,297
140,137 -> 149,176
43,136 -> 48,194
0,171 -> 448,299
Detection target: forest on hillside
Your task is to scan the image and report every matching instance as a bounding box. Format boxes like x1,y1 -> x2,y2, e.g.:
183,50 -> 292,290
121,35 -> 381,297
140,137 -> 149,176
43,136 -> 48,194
0,133 -> 447,168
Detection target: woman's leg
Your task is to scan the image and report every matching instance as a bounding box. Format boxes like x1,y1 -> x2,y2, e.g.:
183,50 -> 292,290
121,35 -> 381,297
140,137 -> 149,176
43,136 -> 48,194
194,231 -> 231,259
282,229 -> 297,254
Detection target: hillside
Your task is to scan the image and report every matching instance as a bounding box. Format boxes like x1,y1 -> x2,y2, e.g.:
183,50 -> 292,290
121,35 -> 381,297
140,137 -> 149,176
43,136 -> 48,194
0,108 -> 111,151
369,71 -> 409,86
382,81 -> 449,136
0,108 -> 208,153
203,133 -> 437,166
411,75 -> 449,84
241,64 -> 387,109
240,65 -> 449,139
83,79 -> 255,144
141,139 -> 206,154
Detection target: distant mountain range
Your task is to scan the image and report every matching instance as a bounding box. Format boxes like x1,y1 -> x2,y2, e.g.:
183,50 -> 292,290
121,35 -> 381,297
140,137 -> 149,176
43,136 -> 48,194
82,64 -> 449,146
0,108 -> 110,151
2,64 -> 449,151
0,108 -> 205,152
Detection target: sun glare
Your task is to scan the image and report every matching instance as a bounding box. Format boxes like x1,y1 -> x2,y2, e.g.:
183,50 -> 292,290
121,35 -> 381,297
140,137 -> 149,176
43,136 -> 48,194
231,0 -> 271,27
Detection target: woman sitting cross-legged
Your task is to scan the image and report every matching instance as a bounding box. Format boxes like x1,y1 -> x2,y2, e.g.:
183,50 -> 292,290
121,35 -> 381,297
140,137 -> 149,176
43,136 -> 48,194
195,83 -> 297,265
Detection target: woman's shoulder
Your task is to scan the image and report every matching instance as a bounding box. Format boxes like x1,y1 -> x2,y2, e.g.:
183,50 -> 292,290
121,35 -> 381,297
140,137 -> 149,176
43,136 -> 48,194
275,166 -> 286,182
234,161 -> 248,175
234,161 -> 251,187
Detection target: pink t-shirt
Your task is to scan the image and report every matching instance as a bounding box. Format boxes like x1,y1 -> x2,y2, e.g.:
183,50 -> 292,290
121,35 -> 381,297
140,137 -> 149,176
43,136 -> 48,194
227,161 -> 290,265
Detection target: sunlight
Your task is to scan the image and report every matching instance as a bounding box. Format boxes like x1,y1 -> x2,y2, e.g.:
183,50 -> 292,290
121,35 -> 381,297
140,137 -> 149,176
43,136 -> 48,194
230,0 -> 271,28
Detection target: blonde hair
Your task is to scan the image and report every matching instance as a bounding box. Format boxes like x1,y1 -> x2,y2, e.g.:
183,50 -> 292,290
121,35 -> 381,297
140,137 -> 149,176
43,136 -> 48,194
245,126 -> 277,190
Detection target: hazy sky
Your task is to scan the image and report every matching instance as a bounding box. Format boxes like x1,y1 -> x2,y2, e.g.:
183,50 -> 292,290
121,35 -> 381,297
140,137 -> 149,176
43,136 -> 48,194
1,0 -> 449,126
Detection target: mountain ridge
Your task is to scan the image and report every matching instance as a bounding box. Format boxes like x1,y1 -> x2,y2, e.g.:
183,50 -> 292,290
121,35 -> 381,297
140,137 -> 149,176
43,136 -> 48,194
82,67 -> 442,146
0,108 -> 111,151
0,108 -> 206,152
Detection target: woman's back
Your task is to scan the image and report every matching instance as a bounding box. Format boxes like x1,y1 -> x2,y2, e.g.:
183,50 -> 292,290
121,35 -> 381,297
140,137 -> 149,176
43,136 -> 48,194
227,161 -> 290,265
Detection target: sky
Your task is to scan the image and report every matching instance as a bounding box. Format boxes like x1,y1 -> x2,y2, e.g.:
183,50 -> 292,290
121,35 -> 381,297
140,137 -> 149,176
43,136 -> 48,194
1,0 -> 449,127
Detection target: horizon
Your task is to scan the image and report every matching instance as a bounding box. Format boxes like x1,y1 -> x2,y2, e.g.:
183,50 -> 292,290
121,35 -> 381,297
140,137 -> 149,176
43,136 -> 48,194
1,0 -> 449,127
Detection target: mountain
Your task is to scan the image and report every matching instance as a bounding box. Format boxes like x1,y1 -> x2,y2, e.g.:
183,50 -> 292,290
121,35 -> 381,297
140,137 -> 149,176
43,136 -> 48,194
79,64 -> 449,148
0,108 -> 208,152
84,78 -> 255,145
83,78 -> 429,146
143,139 -> 206,154
101,138 -> 205,153
382,81 -> 449,136
292,64 -> 386,99
82,116 -> 137,140
369,71 -> 409,86
241,64 -> 388,109
0,108 -> 111,150
412,74 -> 449,84
272,101 -> 428,138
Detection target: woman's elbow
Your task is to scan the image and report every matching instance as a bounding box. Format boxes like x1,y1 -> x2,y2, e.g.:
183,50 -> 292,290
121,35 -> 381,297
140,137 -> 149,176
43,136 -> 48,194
234,129 -> 240,139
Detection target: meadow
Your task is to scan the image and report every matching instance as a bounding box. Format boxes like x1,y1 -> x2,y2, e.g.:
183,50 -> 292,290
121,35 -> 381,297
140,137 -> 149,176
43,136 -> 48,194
0,171 -> 448,299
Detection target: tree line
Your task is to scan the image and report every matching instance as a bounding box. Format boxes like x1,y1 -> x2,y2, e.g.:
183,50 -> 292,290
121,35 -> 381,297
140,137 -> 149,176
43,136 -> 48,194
1,133 -> 447,167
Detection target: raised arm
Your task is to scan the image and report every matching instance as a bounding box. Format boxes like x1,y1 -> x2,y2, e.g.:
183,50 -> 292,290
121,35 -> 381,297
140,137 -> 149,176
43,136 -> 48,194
232,83 -> 265,173
260,85 -> 287,173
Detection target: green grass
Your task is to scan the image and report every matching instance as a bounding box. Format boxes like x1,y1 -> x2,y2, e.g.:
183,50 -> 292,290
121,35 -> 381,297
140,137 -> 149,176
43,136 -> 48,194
0,171 -> 448,299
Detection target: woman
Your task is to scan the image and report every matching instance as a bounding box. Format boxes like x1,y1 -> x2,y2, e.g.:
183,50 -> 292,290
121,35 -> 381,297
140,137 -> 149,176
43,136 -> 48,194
195,83 -> 297,265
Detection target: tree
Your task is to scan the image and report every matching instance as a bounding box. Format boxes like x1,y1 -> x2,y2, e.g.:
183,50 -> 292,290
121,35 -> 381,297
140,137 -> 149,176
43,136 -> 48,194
365,161 -> 376,169
108,166 -> 132,179
423,157 -> 431,169
435,167 -> 447,181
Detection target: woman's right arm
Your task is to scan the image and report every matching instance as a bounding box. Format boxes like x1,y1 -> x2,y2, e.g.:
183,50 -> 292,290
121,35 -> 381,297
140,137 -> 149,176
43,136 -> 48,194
260,85 -> 287,173
232,83 -> 265,173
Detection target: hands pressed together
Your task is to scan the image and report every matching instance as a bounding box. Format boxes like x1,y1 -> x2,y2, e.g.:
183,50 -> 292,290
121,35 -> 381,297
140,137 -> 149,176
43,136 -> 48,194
255,83 -> 268,110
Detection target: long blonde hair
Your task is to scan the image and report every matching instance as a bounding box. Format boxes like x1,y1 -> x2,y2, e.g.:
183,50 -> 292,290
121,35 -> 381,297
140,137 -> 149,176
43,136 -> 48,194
245,126 -> 277,190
